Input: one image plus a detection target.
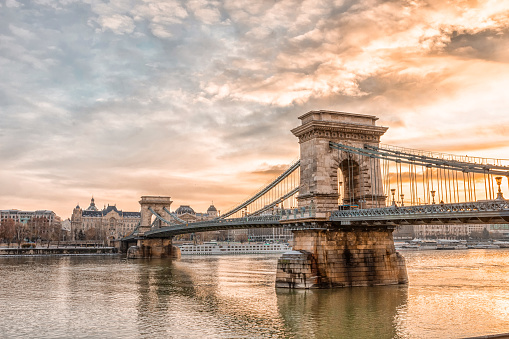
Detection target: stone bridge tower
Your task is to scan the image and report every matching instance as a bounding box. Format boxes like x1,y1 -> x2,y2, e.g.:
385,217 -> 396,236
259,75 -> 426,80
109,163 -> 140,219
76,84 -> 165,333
123,196 -> 179,259
277,111 -> 408,289
139,196 -> 173,235
291,110 -> 388,213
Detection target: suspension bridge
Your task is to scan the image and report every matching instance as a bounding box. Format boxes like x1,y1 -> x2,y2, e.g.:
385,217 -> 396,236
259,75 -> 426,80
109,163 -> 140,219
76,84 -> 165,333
121,110 -> 509,289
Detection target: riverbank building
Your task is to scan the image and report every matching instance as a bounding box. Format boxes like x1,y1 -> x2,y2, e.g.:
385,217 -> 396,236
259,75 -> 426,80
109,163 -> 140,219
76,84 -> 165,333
70,197 -> 141,240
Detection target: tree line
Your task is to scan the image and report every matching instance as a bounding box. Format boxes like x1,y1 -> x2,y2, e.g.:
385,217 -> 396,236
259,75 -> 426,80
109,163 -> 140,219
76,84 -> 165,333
0,217 -> 64,247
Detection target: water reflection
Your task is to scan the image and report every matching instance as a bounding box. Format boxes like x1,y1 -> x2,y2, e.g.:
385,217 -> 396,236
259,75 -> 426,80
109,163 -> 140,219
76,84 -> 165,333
277,286 -> 408,338
1,251 -> 509,338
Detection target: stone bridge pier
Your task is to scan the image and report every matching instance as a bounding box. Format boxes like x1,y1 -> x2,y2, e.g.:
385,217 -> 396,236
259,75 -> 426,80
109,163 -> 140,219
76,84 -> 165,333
124,196 -> 180,259
276,111 -> 408,288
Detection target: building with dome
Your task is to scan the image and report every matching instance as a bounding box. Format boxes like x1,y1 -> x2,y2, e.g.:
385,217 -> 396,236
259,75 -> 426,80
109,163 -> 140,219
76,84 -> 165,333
174,204 -> 218,223
70,197 -> 140,240
171,202 -> 291,243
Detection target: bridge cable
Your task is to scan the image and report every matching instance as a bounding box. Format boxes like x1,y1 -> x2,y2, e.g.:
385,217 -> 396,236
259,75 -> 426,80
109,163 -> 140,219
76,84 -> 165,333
462,171 -> 467,202
410,163 -> 417,205
399,161 -> 403,205
374,157 -> 379,207
371,157 -> 374,207
436,167 -> 440,202
336,148 -> 345,205
484,171 -> 488,200
455,170 -> 460,203
352,153 -> 356,204
361,154 -> 365,207
466,172 -> 471,202
395,160 -> 399,205
447,168 -> 452,203
411,161 -> 415,205
441,167 -> 445,203
422,165 -> 426,204
490,174 -> 495,200
347,153 -> 351,205
431,166 -> 435,202
375,156 -> 378,207
407,161 -> 411,205
472,173 -> 477,201
369,156 -> 373,207
385,158 -> 390,205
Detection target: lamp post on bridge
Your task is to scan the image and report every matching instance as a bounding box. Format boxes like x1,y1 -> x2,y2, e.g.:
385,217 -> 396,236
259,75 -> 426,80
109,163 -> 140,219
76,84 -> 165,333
400,194 -> 405,207
495,177 -> 505,200
431,190 -> 436,204
391,189 -> 396,207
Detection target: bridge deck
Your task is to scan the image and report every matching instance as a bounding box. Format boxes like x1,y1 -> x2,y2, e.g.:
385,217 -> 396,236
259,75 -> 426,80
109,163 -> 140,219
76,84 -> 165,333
123,200 -> 509,240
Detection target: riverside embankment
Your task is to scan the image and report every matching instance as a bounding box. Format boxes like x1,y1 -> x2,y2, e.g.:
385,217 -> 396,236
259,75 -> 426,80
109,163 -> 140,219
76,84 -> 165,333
0,247 -> 117,255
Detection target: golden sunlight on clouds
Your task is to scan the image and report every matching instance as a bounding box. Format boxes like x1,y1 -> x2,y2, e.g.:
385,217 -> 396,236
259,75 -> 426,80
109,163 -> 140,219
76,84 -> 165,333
2,0 -> 509,217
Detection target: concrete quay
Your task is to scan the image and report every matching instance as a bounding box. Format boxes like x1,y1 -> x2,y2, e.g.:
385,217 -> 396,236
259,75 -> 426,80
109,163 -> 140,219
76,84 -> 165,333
0,247 -> 118,256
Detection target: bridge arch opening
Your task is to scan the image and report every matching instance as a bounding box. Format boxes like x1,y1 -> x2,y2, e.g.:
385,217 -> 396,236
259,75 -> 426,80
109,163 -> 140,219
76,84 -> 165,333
150,214 -> 158,227
337,157 -> 361,207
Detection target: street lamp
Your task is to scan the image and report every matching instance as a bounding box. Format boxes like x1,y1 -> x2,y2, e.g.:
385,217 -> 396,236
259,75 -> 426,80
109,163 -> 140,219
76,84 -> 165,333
495,176 -> 505,200
400,194 -> 405,207
431,190 -> 436,204
391,189 -> 396,207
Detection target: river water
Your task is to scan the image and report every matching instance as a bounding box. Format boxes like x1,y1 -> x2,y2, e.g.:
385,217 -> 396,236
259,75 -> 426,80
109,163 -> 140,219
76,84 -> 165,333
1,250 -> 509,338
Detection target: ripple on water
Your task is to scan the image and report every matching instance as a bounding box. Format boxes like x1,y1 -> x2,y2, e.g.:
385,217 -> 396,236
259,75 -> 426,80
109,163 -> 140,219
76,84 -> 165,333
1,251 -> 509,338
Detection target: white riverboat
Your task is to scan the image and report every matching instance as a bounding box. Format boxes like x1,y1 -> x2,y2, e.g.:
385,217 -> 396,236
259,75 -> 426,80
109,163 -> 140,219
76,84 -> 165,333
178,242 -> 291,255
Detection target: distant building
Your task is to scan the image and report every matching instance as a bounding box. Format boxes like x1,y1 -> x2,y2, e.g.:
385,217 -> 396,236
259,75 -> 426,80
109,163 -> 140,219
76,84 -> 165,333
413,224 -> 470,240
393,225 -> 415,240
488,224 -> 509,238
171,203 -> 291,242
61,218 -> 71,232
410,224 -> 504,240
70,197 -> 140,240
0,209 -> 61,226
174,204 -> 218,222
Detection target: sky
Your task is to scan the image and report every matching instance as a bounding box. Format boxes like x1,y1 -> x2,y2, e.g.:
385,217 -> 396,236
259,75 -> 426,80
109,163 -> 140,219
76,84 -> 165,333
1,0 -> 509,219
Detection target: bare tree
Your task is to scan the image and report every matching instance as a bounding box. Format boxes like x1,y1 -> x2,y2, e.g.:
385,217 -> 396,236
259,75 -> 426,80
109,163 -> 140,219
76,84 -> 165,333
14,222 -> 27,248
235,233 -> 249,243
0,218 -> 16,247
85,227 -> 98,240
27,216 -> 49,244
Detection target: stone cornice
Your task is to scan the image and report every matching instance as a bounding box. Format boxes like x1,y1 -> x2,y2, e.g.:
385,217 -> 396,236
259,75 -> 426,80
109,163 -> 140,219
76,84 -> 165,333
292,120 -> 388,143
298,110 -> 379,122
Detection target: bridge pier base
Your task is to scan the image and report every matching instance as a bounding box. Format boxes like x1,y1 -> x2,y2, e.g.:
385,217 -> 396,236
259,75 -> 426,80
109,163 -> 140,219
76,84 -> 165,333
276,227 -> 407,288
126,238 -> 181,259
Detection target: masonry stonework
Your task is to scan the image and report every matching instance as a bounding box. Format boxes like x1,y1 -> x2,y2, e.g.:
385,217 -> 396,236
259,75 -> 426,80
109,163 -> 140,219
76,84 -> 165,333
127,238 -> 181,259
276,228 -> 408,288
277,110 -> 408,288
139,196 -> 173,235
291,110 -> 388,211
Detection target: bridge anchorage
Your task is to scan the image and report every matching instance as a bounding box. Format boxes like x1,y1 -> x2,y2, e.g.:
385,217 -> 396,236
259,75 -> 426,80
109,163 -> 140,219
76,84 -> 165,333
120,110 -> 509,289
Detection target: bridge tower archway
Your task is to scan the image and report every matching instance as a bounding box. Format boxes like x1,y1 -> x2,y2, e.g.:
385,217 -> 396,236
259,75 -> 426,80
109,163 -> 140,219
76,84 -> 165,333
139,196 -> 173,235
291,110 -> 388,214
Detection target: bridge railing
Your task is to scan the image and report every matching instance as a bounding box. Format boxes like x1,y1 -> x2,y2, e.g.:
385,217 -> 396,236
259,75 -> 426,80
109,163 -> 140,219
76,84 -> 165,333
279,206 -> 316,220
159,214 -> 282,228
331,200 -> 509,219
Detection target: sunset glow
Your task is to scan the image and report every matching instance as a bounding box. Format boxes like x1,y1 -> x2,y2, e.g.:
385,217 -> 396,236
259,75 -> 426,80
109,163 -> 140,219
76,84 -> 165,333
1,0 -> 509,218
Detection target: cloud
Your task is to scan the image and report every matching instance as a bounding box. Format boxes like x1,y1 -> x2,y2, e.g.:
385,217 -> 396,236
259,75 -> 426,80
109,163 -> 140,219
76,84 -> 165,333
5,0 -> 21,8
1,0 -> 509,218
94,13 -> 135,34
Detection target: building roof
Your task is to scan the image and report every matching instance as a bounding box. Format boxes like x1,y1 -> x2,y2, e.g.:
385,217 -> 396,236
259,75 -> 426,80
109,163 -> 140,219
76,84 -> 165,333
81,204 -> 140,218
207,204 -> 217,212
103,205 -> 121,215
79,198 -> 140,218
83,210 -> 102,217
175,205 -> 195,215
86,197 -> 98,211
